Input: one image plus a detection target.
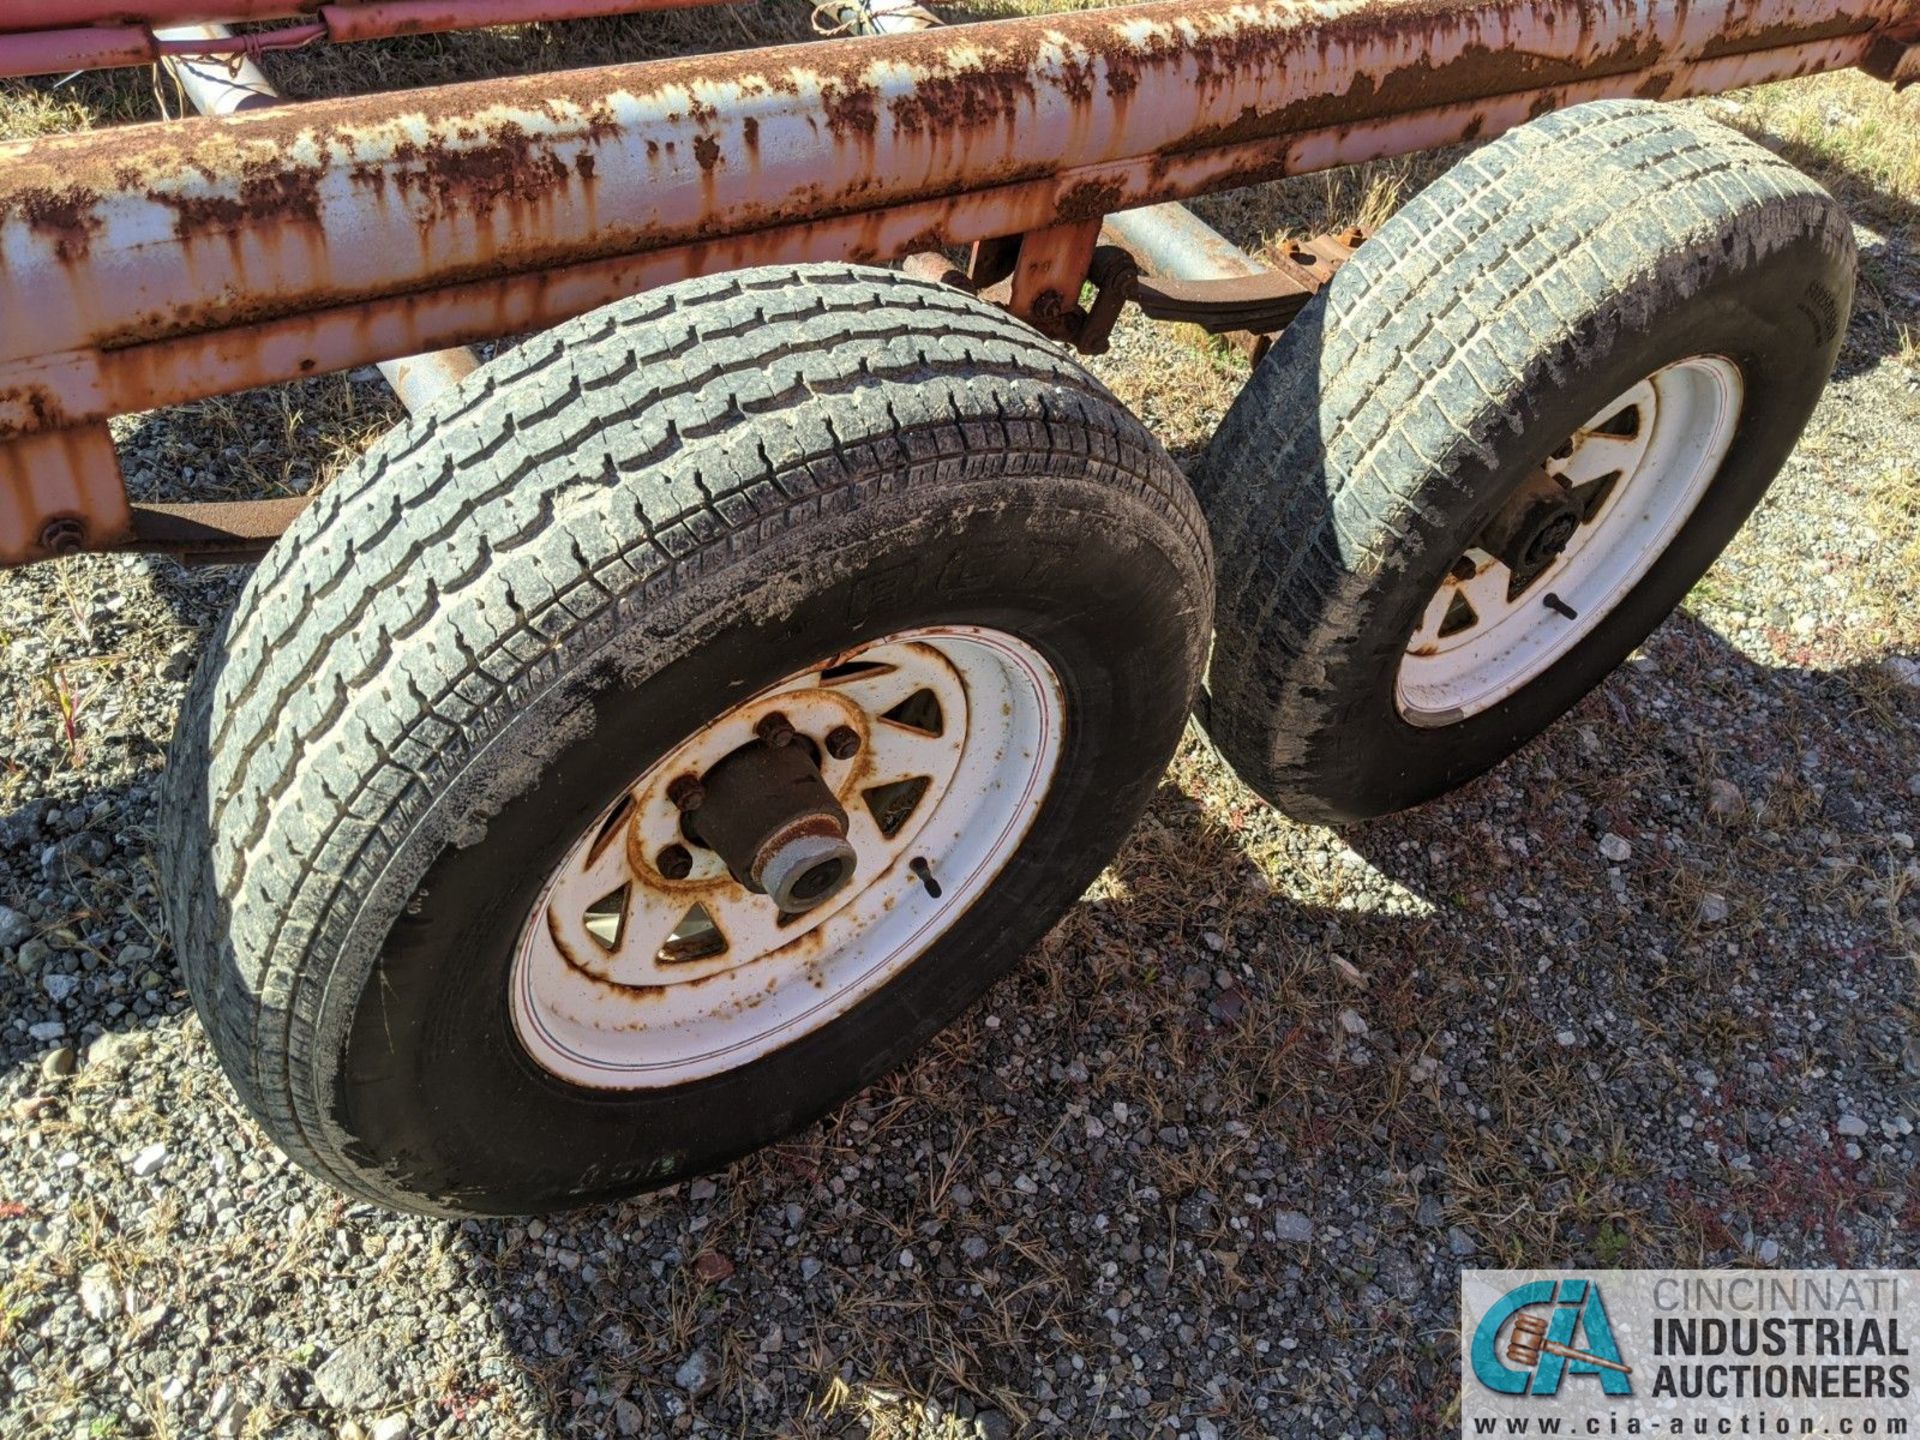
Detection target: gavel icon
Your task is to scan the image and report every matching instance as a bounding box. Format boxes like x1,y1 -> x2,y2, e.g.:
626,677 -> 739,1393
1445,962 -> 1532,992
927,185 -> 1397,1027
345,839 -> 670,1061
1506,1312 -> 1633,1375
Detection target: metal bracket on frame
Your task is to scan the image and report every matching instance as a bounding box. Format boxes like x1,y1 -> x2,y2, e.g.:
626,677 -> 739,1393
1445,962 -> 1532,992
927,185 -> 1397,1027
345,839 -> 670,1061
1863,33 -> 1920,87
912,225 -> 1369,359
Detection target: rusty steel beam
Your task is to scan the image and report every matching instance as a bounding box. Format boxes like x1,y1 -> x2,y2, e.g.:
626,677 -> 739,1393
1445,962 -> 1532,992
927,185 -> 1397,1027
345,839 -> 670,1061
161,23 -> 484,409
122,497 -> 309,563
10,1 -> 317,22
2,4 -> 1911,442
3,0 -> 1910,430
0,2 -> 1914,560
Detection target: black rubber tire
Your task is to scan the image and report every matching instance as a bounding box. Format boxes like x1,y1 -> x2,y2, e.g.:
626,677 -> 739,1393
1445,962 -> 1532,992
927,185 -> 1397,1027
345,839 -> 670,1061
1196,100 -> 1855,824
158,263 -> 1212,1216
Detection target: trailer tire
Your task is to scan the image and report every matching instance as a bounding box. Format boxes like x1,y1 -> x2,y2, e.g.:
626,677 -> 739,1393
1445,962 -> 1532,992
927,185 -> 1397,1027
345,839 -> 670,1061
1196,101 -> 1854,823
159,264 -> 1212,1216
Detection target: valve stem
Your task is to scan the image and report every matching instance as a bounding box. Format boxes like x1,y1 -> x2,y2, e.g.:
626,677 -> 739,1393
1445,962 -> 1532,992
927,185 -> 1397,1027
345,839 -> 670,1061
909,856 -> 942,899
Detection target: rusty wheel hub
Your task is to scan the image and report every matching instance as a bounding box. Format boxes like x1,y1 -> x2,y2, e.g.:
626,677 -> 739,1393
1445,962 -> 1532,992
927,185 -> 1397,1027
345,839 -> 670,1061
685,737 -> 858,915
1397,355 -> 1745,727
508,626 -> 1065,1089
1480,470 -> 1585,596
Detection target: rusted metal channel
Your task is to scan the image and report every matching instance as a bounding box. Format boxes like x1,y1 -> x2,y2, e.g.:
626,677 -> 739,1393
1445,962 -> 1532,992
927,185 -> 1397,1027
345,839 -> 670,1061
2,0 -> 1918,562
4,0 -> 1910,427
160,23 -> 481,411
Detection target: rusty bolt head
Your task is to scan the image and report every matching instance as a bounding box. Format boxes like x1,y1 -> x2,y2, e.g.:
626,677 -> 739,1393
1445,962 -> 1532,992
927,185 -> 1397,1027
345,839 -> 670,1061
656,843 -> 693,880
38,518 -> 85,556
756,711 -> 796,747
824,725 -> 861,761
667,774 -> 705,812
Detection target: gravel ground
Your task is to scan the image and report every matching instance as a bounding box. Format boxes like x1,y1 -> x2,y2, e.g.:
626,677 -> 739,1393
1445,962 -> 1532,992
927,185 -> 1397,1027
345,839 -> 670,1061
2,53 -> 1918,1440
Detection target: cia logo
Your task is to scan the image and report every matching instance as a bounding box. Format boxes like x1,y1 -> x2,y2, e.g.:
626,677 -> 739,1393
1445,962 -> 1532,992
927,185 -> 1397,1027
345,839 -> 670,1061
1471,1277 -> 1634,1397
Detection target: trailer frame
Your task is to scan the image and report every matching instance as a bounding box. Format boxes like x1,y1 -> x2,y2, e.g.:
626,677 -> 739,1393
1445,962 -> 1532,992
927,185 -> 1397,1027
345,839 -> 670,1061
0,0 -> 1916,564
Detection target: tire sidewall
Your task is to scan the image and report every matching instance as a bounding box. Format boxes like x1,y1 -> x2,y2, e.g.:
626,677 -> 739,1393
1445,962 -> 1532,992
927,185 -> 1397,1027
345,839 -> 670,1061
330,484 -> 1201,1213
1286,231 -> 1850,821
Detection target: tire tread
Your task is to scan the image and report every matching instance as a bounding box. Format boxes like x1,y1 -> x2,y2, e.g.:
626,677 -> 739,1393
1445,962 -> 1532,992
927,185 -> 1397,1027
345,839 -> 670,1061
161,265 -> 1210,1210
1197,101 -> 1852,818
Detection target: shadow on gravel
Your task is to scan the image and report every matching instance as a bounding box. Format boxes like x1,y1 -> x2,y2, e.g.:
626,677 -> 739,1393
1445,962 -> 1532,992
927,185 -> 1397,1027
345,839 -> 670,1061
10,380 -> 1920,1435
1,778 -> 177,1046
411,607 -> 1916,1436
1744,131 -> 1920,384
4,593 -> 1915,1436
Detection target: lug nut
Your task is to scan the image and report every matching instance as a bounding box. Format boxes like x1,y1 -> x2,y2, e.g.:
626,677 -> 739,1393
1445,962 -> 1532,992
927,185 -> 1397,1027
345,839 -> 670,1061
667,774 -> 705,812
38,517 -> 85,555
656,843 -> 693,880
824,725 -> 861,760
756,711 -> 796,747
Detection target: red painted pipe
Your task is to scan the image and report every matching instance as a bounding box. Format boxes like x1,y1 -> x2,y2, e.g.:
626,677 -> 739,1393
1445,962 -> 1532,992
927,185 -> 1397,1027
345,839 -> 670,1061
154,21 -> 324,52
320,0 -> 732,41
0,21 -> 317,75
0,0 -> 729,77
5,1 -> 308,23
0,25 -> 156,73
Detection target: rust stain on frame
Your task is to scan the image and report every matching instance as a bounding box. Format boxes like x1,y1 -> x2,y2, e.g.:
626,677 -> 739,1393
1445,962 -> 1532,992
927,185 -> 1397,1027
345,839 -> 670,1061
0,0 -> 1912,457
0,33 -> 1885,449
0,425 -> 130,567
1,0 -> 1910,369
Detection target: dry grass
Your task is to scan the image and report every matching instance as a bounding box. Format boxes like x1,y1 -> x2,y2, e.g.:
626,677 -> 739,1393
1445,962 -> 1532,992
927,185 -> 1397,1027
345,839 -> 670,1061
2,15 -> 1918,1434
113,378 -> 405,500
1703,76 -> 1920,655
1719,71 -> 1920,231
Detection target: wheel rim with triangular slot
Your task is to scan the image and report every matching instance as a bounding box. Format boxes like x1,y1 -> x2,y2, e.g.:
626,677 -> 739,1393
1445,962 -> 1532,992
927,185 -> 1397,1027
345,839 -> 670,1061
1395,355 -> 1744,727
509,626 -> 1064,1088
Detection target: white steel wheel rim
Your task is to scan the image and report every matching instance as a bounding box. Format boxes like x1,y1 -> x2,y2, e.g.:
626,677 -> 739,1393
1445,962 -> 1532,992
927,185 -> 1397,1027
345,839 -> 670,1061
510,626 -> 1064,1089
1396,355 -> 1744,726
